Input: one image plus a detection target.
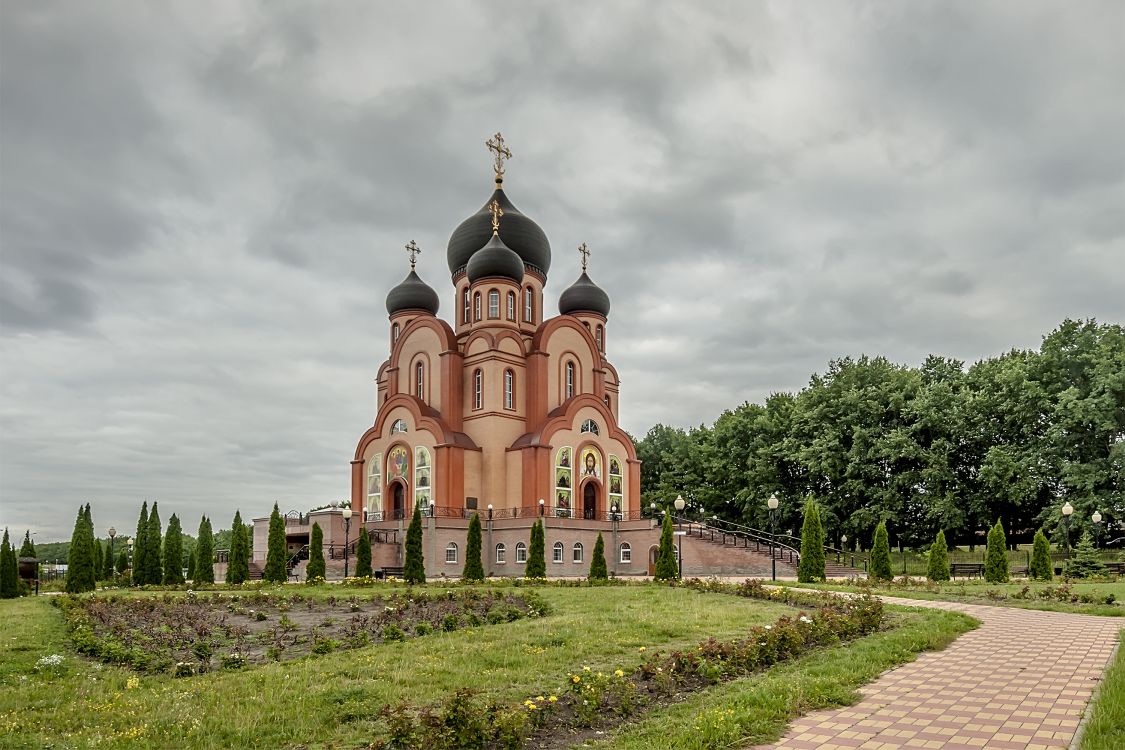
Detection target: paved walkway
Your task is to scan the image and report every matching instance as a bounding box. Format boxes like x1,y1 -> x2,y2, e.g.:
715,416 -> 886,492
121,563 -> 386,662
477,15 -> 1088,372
753,597 -> 1122,750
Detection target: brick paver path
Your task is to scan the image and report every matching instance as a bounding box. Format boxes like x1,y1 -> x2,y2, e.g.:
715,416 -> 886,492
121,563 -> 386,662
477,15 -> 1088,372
753,597 -> 1122,750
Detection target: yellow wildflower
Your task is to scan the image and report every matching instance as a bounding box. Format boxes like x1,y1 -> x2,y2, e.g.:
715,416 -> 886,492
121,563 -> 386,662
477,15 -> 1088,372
572,675 -> 581,683
614,669 -> 624,678
548,695 -> 558,703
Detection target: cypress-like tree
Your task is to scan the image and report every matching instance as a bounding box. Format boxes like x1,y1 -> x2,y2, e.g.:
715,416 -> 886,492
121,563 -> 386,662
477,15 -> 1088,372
588,532 -> 608,580
0,529 -> 17,598
116,548 -> 128,575
146,502 -> 163,585
163,514 -> 185,584
870,521 -> 893,581
654,512 -> 679,581
984,520 -> 1009,583
462,514 -> 484,582
92,534 -> 104,581
186,549 -> 197,582
403,504 -> 426,584
1030,528 -> 1053,581
227,510 -> 250,584
927,530 -> 950,582
797,498 -> 826,583
133,502 -> 149,585
102,539 -> 115,580
195,516 -> 215,584
263,503 -> 288,583
65,507 -> 96,593
306,522 -> 326,581
1064,532 -> 1106,579
526,519 -> 546,579
20,530 -> 36,558
354,527 -> 373,578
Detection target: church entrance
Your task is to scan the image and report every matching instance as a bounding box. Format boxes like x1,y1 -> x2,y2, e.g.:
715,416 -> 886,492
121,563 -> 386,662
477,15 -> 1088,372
648,546 -> 659,577
583,483 -> 597,520
392,483 -> 405,520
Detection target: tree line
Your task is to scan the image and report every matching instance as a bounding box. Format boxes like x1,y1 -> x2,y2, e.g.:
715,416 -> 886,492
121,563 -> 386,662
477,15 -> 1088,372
635,319 -> 1124,551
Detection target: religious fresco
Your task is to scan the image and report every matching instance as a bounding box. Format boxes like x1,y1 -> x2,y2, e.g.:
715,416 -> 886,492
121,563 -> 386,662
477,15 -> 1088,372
366,452 -> 383,515
415,447 -> 432,511
608,453 -> 624,510
388,446 -> 409,481
580,447 -> 600,478
609,456 -> 621,476
554,446 -> 573,514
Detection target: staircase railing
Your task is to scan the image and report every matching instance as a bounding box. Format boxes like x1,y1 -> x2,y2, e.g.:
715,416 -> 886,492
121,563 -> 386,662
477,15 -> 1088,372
672,516 -> 801,566
699,518 -> 868,571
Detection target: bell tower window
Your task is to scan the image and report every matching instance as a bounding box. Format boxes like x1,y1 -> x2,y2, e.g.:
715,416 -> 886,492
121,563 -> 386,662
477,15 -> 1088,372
473,292 -> 482,321
565,361 -> 575,399
507,291 -> 516,321
392,323 -> 400,344
415,362 -> 424,401
462,288 -> 470,324
596,325 -> 604,352
504,369 -> 514,409
473,368 -> 483,410
524,287 -> 533,322
488,290 -> 500,319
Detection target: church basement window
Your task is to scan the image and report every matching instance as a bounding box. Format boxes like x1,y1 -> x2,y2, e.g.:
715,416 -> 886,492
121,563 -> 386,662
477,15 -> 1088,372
572,542 -> 584,564
515,542 -> 527,564
553,541 -> 564,563
495,543 -> 506,564
619,542 -> 631,563
445,542 -> 458,564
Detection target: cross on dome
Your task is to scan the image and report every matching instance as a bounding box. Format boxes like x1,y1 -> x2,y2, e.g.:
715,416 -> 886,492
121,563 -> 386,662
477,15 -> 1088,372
489,199 -> 504,235
578,242 -> 590,272
405,239 -> 421,269
485,132 -> 512,183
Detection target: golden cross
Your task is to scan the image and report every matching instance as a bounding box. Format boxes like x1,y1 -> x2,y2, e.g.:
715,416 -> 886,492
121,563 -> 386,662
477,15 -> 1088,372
485,132 -> 512,181
405,239 -> 421,269
578,242 -> 590,272
489,199 -> 504,234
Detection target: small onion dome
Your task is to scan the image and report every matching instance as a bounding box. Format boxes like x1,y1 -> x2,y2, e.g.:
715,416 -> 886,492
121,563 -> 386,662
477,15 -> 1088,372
447,189 -> 551,277
558,272 -> 610,317
385,269 -> 440,316
467,233 -> 525,283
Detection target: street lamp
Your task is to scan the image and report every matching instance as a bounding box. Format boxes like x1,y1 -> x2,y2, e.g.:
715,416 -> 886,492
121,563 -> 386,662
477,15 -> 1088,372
127,537 -> 134,577
649,502 -> 656,520
1062,502 -> 1074,559
538,498 -> 545,517
1093,510 -> 1103,549
487,503 -> 493,521
767,494 -> 779,581
342,507 -> 353,578
107,527 -> 116,580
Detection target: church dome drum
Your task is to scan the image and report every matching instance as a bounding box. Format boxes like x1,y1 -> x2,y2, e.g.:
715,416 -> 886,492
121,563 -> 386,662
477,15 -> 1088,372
385,269 -> 440,315
467,233 -> 525,283
447,189 -> 551,278
558,272 -> 610,317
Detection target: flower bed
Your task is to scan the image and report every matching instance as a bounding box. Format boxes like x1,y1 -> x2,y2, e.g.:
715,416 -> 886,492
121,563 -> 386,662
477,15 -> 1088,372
56,589 -> 548,675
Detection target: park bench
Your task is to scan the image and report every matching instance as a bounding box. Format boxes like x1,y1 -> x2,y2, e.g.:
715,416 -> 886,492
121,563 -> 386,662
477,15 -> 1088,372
950,563 -> 983,578
377,566 -> 405,579
1103,561 -> 1125,575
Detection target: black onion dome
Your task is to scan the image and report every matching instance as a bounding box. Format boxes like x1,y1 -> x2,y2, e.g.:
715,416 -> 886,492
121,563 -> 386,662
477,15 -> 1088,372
467,233 -> 525,283
558,272 -> 610,317
386,269 -> 440,316
447,189 -> 551,277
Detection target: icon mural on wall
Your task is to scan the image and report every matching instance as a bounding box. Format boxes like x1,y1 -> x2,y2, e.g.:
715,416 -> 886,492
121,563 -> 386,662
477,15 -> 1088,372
608,453 -> 623,511
366,452 -> 383,515
415,447 -> 432,511
388,446 -> 409,482
580,447 -> 600,478
554,446 -> 572,513
609,457 -> 621,476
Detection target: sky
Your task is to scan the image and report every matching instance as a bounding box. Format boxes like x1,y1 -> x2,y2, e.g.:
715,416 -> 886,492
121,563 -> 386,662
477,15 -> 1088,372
2,1 -> 1124,541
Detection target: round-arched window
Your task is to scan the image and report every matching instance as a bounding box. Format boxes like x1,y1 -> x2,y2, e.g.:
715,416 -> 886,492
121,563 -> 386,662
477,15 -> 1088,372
580,419 -> 599,435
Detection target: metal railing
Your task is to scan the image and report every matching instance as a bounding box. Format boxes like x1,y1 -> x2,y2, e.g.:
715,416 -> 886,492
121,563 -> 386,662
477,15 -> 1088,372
675,516 -> 802,566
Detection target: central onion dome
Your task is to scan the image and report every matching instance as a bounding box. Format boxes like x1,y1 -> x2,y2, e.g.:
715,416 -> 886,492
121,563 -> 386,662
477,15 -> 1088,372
447,189 -> 551,278
467,232 -> 524,283
386,269 -> 440,315
558,271 -> 610,317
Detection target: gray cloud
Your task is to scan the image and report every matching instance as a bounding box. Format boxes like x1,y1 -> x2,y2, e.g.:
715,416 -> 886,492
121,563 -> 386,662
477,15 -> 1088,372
2,1 -> 1123,539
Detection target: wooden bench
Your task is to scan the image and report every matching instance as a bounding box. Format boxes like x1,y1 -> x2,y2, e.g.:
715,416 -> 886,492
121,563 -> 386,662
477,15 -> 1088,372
1102,561 -> 1125,575
950,563 -> 984,578
377,566 -> 405,579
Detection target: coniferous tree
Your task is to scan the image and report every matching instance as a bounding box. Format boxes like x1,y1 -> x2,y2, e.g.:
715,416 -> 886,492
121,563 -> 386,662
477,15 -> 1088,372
163,514 -> 185,584
927,530 -> 950,582
227,510 -> 250,584
102,539 -> 115,580
263,503 -> 288,583
146,502 -> 163,585
1030,529 -> 1053,581
1064,532 -> 1106,579
354,527 -> 373,578
526,519 -> 546,579
133,502 -> 149,585
20,531 -> 36,558
0,529 -> 17,598
186,549 -> 197,582
654,512 -> 679,581
403,504 -> 426,584
462,514 -> 484,582
870,521 -> 893,581
116,548 -> 128,575
588,532 -> 608,580
92,534 -> 103,581
65,507 -> 96,593
306,522 -> 326,581
195,516 -> 215,584
797,498 -> 826,582
984,520 -> 1009,583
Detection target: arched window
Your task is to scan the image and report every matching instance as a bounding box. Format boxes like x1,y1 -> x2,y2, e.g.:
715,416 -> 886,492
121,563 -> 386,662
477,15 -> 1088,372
552,541 -> 564,563
580,419 -> 599,435
392,323 -> 400,344
507,291 -> 516,321
504,369 -> 514,410
515,542 -> 528,564
488,290 -> 500,319
415,362 -> 425,400
596,325 -> 604,352
619,542 -> 631,563
495,543 -> 506,564
524,287 -> 533,322
604,395 -> 611,409
572,542 -> 584,564
473,369 -> 483,410
462,288 -> 470,324
474,292 -> 482,321
391,419 -> 408,434
565,361 -> 575,399
445,542 -> 458,564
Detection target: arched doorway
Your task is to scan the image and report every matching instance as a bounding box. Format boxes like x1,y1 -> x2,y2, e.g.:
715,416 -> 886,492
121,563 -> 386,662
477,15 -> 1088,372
648,545 -> 659,576
391,483 -> 405,520
583,483 -> 597,519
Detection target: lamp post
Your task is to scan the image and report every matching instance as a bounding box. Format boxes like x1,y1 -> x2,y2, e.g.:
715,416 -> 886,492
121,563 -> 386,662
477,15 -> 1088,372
1062,502 -> 1074,559
342,507 -> 353,578
649,502 -> 656,521
127,537 -> 134,577
767,494 -> 779,581
487,503 -> 494,522
538,498 -> 545,517
673,496 -> 686,578
1093,510 -> 1103,550
107,527 -> 116,580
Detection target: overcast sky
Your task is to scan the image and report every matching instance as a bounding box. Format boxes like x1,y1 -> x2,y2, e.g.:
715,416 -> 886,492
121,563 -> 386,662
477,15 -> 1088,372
2,2 -> 1123,541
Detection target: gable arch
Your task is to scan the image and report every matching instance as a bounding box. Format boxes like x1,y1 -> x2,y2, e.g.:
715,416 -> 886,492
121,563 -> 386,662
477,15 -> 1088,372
389,316 -> 458,369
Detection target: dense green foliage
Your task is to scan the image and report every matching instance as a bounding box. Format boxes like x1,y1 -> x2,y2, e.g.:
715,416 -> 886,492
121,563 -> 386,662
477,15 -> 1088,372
927,530 -> 950,582
589,532 -> 608,580
526,520 -> 546,579
19,530 -> 35,558
115,548 -> 128,575
984,520 -> 1010,583
403,505 -> 425,584
144,502 -> 163,585
1064,532 -> 1107,579
797,498 -> 825,582
227,510 -> 251,584
1030,529 -> 1053,581
64,506 -> 95,593
91,531 -> 103,582
186,549 -> 197,582
0,529 -> 17,598
306,522 -> 326,580
654,512 -> 679,581
194,516 -> 215,584
354,527 -> 373,578
101,538 -> 115,580
869,522 -> 892,581
263,504 -> 287,583
162,514 -> 185,584
634,320 -> 1125,549
462,514 -> 484,582
132,502 -> 150,584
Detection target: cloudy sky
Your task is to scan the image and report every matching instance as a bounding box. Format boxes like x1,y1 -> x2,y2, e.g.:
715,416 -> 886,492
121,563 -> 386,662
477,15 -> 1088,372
3,2 -> 1123,541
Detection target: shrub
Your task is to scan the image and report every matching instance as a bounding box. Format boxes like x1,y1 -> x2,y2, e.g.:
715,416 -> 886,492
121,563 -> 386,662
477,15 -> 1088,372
654,513 -> 679,581
1064,532 -> 1106,579
355,527 -> 373,578
984,520 -> 1009,583
263,504 -> 288,583
382,624 -> 406,642
927,530 -> 950,582
869,521 -> 892,581
404,505 -> 426,585
588,532 -> 608,581
462,514 -> 484,582
797,498 -> 825,583
526,520 -> 546,579
307,522 -> 326,581
1030,528 -> 1053,581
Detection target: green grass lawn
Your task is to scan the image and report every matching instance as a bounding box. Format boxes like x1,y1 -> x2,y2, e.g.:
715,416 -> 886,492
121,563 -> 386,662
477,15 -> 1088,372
0,584 -> 974,749
1081,631 -> 1125,750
